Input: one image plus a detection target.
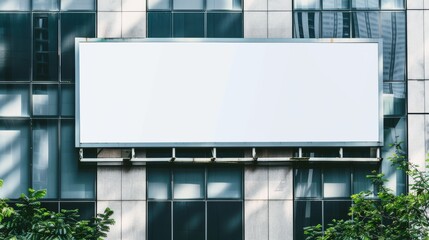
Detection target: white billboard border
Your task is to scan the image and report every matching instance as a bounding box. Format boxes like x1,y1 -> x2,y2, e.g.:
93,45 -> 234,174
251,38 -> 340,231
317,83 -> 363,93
75,38 -> 383,148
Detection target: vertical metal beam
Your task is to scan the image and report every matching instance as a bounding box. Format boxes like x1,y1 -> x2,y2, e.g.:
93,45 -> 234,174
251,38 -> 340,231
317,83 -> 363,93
339,147 -> 343,158
298,147 -> 302,158
171,147 -> 176,161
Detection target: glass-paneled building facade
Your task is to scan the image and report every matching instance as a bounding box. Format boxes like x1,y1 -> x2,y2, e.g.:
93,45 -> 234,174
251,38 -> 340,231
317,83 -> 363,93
0,0 -> 422,239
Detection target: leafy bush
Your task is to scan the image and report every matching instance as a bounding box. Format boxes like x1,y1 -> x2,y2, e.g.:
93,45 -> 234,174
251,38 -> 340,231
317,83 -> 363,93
304,144 -> 429,240
0,181 -> 115,240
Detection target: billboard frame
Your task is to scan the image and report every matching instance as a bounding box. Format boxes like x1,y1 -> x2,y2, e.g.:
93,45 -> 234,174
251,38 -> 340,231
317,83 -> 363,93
75,38 -> 383,148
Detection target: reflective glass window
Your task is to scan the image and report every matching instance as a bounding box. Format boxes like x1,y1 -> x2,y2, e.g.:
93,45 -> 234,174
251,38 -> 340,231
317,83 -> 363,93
323,168 -> 351,198
174,0 -> 204,10
294,0 -> 320,9
173,168 -> 205,199
294,201 -> 322,240
148,12 -> 172,38
32,85 -> 58,116
383,82 -> 405,116
173,202 -> 205,240
322,0 -> 349,9
60,84 -> 74,116
322,12 -> 350,38
207,168 -> 242,199
295,168 -> 321,198
381,12 -> 405,81
60,120 -> 95,199
33,14 -> 58,82
32,120 -> 58,198
148,0 -> 171,10
60,202 -> 95,220
0,85 -> 29,117
0,120 -> 30,198
381,0 -> 404,9
207,0 -> 241,10
148,168 -> 171,200
61,13 -> 95,82
207,13 -> 243,38
294,12 -> 320,38
352,12 -> 379,38
351,0 -> 378,9
173,13 -> 205,38
207,202 -> 242,240
61,0 -> 95,10
0,0 -> 30,11
353,167 -> 376,194
0,14 -> 31,82
323,201 -> 351,228
148,202 -> 171,240
33,0 -> 59,11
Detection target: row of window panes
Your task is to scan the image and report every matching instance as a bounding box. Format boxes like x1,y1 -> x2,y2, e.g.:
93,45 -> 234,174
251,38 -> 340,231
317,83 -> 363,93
148,0 -> 241,10
148,12 -> 243,38
0,119 -> 95,200
0,0 -> 95,11
148,201 -> 242,240
294,200 -> 351,240
294,167 -> 377,199
294,0 -> 404,10
148,168 -> 242,200
0,84 -> 74,117
294,11 -> 405,82
0,13 -> 95,82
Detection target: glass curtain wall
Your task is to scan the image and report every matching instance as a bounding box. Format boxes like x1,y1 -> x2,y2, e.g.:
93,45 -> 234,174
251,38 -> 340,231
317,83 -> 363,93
0,0 -> 96,214
293,0 -> 406,238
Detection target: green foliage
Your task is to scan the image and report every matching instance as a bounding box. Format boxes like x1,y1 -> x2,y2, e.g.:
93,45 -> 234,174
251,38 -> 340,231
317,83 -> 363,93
304,143 -> 429,240
0,183 -> 115,240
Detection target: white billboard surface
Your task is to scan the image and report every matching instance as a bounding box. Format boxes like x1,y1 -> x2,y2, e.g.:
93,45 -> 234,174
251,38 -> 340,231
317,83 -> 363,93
76,39 -> 381,147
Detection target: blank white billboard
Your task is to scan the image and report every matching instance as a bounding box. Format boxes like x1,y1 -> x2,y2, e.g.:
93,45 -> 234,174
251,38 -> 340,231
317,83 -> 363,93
76,39 -> 382,147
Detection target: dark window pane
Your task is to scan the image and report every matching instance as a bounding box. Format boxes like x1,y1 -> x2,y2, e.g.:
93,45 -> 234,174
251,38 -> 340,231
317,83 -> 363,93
342,147 -> 372,158
33,14 -> 58,81
148,202 -> 171,240
0,13 -> 31,81
322,0 -> 349,9
383,82 -> 405,116
175,148 -> 211,158
32,84 -> 58,116
173,168 -> 205,199
351,0 -> 378,9
173,13 -> 204,38
294,201 -> 322,240
322,12 -> 350,38
302,147 -> 339,158
61,13 -> 95,82
207,13 -> 243,38
352,12 -> 379,38
32,120 -> 58,198
324,201 -> 351,228
0,120 -> 30,198
207,202 -> 242,240
353,167 -> 376,194
207,168 -> 242,199
293,12 -> 320,38
60,202 -> 95,220
60,120 -> 95,199
41,202 -> 59,212
148,168 -> 171,200
173,202 -> 205,240
60,84 -> 74,116
145,148 -> 172,158
381,12 -> 405,81
216,148 -> 245,158
148,12 -> 172,38
323,168 -> 351,198
295,168 -> 321,198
